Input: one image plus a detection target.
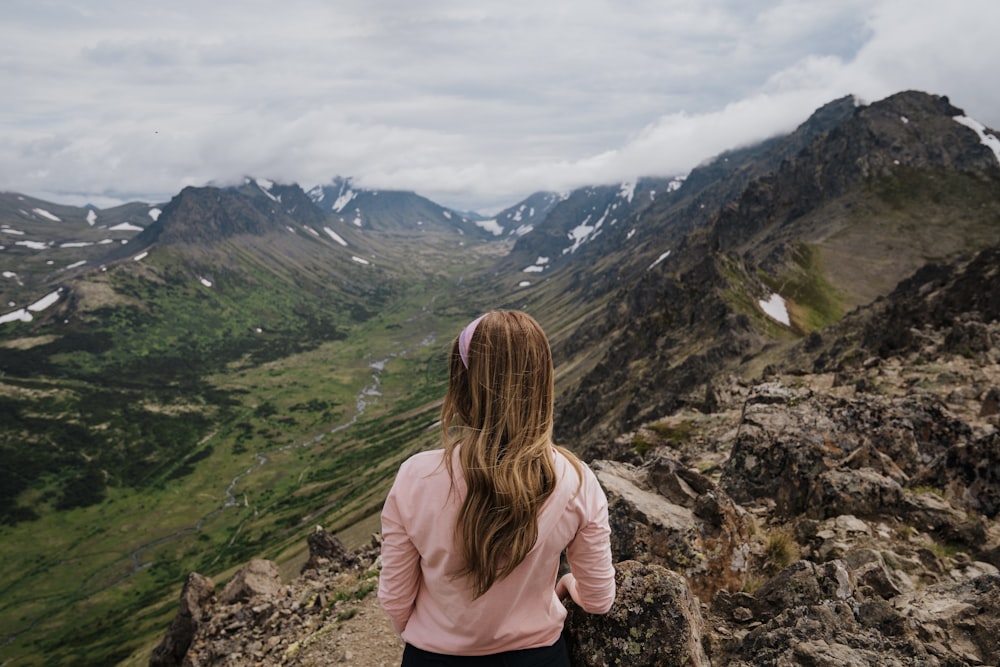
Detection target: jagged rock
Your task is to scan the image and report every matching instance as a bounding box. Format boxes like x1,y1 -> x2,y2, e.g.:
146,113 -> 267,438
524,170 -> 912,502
647,453 -> 716,506
806,468 -> 905,519
149,572 -> 215,667
750,560 -> 853,621
719,561 -> 934,666
564,560 -> 710,667
943,318 -> 995,358
981,387 -> 1000,417
722,385 -> 977,532
840,442 -> 908,485
898,489 -> 985,547
218,559 -> 283,605
594,458 -> 751,599
916,432 -> 1000,520
302,526 -> 355,573
893,573 -> 1000,665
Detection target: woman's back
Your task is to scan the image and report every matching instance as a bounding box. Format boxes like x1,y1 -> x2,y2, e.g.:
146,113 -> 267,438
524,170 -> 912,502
378,310 -> 615,663
379,445 -> 613,655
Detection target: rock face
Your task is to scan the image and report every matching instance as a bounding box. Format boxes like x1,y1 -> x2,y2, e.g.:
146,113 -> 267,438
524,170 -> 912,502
150,573 -> 216,667
150,530 -> 391,667
594,457 -> 752,601
564,560 -> 710,667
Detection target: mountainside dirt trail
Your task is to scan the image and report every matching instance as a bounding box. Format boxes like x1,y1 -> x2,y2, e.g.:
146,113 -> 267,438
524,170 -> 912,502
296,590 -> 402,666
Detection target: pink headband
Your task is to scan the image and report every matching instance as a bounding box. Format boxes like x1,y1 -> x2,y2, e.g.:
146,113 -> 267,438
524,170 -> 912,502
458,314 -> 487,369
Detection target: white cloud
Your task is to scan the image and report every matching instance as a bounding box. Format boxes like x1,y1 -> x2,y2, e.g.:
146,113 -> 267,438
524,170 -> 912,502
0,0 -> 998,212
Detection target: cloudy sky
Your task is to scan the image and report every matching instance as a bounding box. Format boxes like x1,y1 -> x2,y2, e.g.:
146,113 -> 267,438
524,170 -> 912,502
2,0 -> 999,212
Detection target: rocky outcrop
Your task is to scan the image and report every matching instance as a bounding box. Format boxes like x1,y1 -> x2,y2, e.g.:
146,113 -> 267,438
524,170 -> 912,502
594,456 -> 752,600
151,530 -> 388,667
564,560 -> 710,667
720,383 -> 988,551
150,572 -> 216,667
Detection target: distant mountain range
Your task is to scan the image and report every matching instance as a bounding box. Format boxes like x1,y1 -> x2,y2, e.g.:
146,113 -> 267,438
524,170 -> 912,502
1,89 -> 999,666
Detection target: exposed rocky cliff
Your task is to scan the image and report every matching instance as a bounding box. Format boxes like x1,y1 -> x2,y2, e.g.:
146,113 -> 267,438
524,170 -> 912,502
552,91 -> 1000,455
152,242 -> 1000,665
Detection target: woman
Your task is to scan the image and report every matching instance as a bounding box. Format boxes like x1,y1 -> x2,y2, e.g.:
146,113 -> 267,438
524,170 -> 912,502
379,310 -> 615,666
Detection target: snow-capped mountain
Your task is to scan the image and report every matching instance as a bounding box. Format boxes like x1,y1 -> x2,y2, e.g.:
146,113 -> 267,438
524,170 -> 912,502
491,176 -> 682,285
307,177 -> 496,240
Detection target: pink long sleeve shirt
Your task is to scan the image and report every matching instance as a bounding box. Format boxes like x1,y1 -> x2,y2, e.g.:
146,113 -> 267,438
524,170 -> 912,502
378,447 -> 615,656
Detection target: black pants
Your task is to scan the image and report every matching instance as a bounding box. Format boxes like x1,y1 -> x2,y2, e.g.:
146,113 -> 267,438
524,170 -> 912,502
401,634 -> 570,667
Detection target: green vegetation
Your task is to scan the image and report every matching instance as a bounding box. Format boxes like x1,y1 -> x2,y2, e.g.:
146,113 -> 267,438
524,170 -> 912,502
631,420 -> 697,455
0,231 -> 497,666
761,243 -> 845,332
763,527 -> 800,573
647,420 -> 695,445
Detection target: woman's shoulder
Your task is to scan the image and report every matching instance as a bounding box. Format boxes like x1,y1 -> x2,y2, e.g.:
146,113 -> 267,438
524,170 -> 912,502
398,448 -> 448,477
552,447 -> 602,496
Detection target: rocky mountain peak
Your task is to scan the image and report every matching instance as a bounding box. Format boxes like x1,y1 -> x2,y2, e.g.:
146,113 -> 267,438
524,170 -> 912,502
130,182 -> 314,248
306,176 -> 493,238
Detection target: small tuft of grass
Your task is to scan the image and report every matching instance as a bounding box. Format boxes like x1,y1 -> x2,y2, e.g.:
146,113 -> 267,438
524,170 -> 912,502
763,527 -> 800,573
337,607 -> 359,622
741,574 -> 766,594
631,432 -> 653,454
647,420 -> 695,445
910,485 -> 946,499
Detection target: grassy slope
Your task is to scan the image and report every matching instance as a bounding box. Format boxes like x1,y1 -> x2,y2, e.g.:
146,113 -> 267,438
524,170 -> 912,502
0,231 -> 500,666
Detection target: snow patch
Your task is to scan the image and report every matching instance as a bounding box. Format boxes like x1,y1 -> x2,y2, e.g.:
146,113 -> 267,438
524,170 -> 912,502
148,208 -> 162,221
759,293 -> 790,326
900,115 -> 910,124
29,290 -> 61,312
98,239 -> 114,245
256,179 -> 280,202
443,211 -> 452,219
32,208 -> 61,222
647,250 -> 671,271
351,256 -> 371,265
0,308 -> 31,324
332,189 -> 356,213
199,277 -> 213,287
65,260 -> 87,269
87,210 -> 98,225
563,216 -> 595,254
518,281 -> 532,288
2,228 -> 25,235
667,177 -> 685,193
523,265 -> 545,273
512,224 -> 533,236
109,222 -> 143,232
16,240 -> 48,250
133,251 -> 149,261
619,182 -> 636,202
323,227 -> 348,246
954,115 -> 1000,164
60,242 -> 93,248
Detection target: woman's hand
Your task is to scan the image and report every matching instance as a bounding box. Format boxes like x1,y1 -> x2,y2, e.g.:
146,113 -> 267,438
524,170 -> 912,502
555,573 -> 575,603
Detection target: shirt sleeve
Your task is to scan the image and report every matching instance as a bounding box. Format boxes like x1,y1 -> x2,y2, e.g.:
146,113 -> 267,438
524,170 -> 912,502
565,467 -> 616,613
378,470 -> 422,635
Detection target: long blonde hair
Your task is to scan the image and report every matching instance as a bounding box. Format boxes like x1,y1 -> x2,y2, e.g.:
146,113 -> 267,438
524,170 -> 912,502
442,310 -> 581,598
